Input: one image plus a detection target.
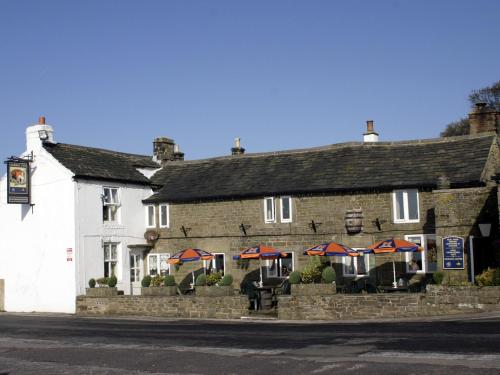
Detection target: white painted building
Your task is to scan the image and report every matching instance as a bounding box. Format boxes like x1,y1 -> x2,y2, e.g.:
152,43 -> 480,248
0,118 -> 159,313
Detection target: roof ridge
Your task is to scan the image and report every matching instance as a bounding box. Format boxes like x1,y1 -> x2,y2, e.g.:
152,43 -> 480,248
45,142 -> 154,160
161,133 -> 495,166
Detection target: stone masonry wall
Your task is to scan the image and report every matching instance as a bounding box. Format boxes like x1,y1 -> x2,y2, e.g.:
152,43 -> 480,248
76,295 -> 248,319
278,285 -> 500,321
151,190 -> 437,288
76,286 -> 500,321
434,187 -> 497,283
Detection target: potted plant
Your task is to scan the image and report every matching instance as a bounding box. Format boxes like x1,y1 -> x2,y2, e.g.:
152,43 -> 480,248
195,273 -> 234,297
141,274 -> 178,296
85,276 -> 118,297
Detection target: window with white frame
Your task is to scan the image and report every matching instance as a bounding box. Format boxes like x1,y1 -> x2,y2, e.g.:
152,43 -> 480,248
102,187 -> 120,223
280,196 -> 292,223
130,253 -> 141,283
266,252 -> 294,278
159,204 -> 169,228
393,189 -> 419,223
205,253 -> 225,274
146,205 -> 156,228
104,242 -> 118,278
264,197 -> 275,223
342,253 -> 369,277
147,253 -> 170,276
404,234 -> 437,274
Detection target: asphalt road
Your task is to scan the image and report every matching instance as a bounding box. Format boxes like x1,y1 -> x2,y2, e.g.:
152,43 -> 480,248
0,312 -> 499,374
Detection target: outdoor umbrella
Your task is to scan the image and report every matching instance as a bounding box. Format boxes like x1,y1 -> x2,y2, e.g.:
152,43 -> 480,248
303,242 -> 360,257
233,245 -> 288,286
361,239 -> 422,288
168,248 -> 214,285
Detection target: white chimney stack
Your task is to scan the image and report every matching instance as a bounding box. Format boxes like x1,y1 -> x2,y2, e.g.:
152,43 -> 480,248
363,120 -> 379,143
26,116 -> 55,151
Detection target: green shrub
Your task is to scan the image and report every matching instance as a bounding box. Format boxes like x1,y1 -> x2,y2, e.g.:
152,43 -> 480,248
301,264 -> 322,284
163,274 -> 176,287
433,271 -> 444,285
96,277 -> 109,287
206,272 -> 223,286
195,274 -> 207,286
288,271 -> 302,284
88,278 -> 96,288
220,274 -> 233,286
475,268 -> 497,286
141,275 -> 152,287
108,275 -> 117,288
150,274 -> 164,287
321,267 -> 336,284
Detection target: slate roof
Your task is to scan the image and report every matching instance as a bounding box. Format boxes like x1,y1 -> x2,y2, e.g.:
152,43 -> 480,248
145,135 -> 496,203
43,142 -> 159,185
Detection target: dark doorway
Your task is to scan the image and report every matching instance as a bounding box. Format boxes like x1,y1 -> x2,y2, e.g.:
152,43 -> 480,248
472,238 -> 496,277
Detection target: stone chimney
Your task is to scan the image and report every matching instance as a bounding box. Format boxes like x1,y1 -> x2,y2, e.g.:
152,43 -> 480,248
172,144 -> 185,161
231,137 -> 245,155
153,137 -> 175,164
363,120 -> 379,142
469,103 -> 499,135
26,116 -> 55,151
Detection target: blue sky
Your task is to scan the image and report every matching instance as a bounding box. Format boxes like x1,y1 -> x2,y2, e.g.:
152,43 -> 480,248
1,0 -> 499,173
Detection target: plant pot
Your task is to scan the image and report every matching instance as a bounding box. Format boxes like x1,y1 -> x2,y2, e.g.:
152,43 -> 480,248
141,286 -> 177,296
195,285 -> 234,297
85,287 -> 118,297
291,283 -> 336,296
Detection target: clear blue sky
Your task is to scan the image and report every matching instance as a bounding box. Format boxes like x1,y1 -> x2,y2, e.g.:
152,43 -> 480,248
1,0 -> 499,174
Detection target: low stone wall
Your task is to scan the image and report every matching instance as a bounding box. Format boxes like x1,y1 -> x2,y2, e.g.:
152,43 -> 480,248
278,285 -> 500,321
76,286 -> 500,321
291,283 -> 336,296
85,287 -> 118,297
141,286 -> 177,296
76,295 -> 249,319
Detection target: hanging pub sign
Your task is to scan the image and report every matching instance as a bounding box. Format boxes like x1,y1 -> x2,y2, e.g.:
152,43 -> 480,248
442,236 -> 465,270
5,157 -> 31,204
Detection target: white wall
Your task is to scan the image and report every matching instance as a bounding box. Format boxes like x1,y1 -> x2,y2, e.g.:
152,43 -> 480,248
75,180 -> 152,296
0,148 -> 76,313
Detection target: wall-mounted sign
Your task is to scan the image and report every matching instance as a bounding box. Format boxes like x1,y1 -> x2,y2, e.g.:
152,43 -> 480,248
443,236 -> 464,269
6,159 -> 31,204
66,248 -> 73,262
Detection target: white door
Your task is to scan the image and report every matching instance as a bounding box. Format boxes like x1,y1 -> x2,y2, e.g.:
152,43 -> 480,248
129,251 -> 143,295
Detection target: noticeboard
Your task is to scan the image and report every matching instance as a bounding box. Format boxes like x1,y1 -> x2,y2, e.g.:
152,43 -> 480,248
6,160 -> 31,204
442,236 -> 465,270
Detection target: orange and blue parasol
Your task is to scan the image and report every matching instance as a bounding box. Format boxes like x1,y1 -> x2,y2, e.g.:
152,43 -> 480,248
232,245 -> 287,260
168,248 -> 214,264
303,242 -> 360,257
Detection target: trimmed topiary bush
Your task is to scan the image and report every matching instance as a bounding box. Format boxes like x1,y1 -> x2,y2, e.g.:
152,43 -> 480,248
96,277 -> 109,287
141,275 -> 152,287
288,271 -> 302,284
475,268 -> 497,286
88,278 -> 96,288
108,275 -> 117,288
433,271 -> 444,285
301,264 -> 322,284
220,274 -> 233,286
206,272 -> 223,286
321,267 -> 336,284
195,274 -> 207,286
163,274 -> 176,287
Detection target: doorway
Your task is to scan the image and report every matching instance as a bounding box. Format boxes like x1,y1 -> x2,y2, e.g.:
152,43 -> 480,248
472,237 -> 496,278
129,251 -> 143,295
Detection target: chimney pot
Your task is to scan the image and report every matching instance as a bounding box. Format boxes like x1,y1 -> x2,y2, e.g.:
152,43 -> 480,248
38,116 -> 46,125
363,120 -> 379,142
231,137 -> 245,155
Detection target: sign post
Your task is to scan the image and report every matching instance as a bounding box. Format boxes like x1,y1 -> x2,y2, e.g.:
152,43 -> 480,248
5,157 -> 32,204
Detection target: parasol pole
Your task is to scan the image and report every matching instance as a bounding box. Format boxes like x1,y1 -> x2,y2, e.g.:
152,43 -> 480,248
259,258 -> 263,287
392,260 -> 397,288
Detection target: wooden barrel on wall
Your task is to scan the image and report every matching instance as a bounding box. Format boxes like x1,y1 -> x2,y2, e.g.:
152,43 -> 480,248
345,209 -> 363,234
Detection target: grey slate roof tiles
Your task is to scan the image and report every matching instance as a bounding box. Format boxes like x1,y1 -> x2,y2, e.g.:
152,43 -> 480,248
43,142 -> 158,185
145,135 -> 495,203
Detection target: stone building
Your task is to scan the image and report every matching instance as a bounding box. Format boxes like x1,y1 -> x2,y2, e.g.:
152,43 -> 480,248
143,104 -> 500,290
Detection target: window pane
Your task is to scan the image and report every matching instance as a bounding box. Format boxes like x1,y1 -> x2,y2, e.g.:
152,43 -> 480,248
408,190 -> 419,220
357,257 -> 367,275
109,206 -> 117,221
427,236 -> 437,272
281,197 -> 291,220
111,245 -> 117,260
130,255 -> 136,267
160,254 -> 170,275
110,189 -> 118,204
148,206 -> 155,226
395,191 -> 404,220
280,253 -> 293,276
103,188 -> 111,204
343,257 -> 355,275
265,198 -> 274,221
160,205 -> 168,226
215,254 -> 224,273
149,255 -> 158,275
103,206 -> 109,221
